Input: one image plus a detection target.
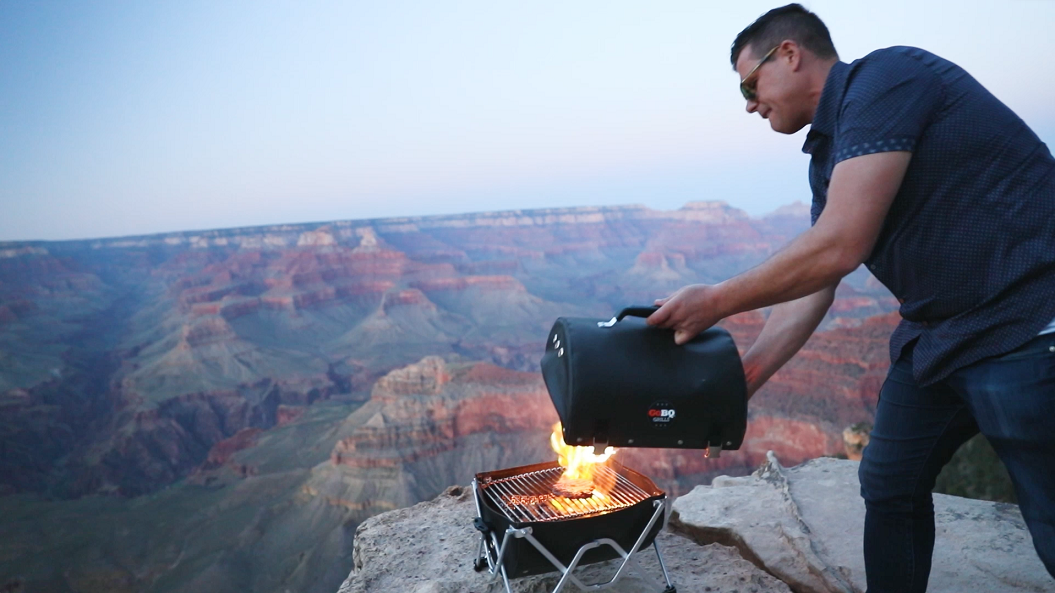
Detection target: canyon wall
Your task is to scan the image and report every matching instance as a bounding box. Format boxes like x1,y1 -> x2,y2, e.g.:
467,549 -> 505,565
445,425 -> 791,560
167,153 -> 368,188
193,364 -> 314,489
0,201 -> 899,592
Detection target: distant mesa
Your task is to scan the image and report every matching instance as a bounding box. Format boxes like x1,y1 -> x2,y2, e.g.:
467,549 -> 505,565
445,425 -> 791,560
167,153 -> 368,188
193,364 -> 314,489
351,227 -> 382,252
297,226 -> 338,247
763,200 -> 811,219
674,200 -> 752,223
0,245 -> 50,259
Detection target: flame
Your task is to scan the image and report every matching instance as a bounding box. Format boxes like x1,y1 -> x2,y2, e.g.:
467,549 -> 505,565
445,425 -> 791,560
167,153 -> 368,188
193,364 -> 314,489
549,422 -> 618,497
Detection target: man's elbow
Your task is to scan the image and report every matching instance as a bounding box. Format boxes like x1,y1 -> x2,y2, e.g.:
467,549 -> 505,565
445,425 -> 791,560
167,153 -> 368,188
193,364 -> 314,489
819,240 -> 868,281
834,250 -> 866,278
807,218 -> 874,280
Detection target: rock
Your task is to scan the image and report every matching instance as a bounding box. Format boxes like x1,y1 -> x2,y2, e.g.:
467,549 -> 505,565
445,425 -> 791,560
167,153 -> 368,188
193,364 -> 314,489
841,422 -> 871,461
339,485 -> 791,593
670,452 -> 1054,593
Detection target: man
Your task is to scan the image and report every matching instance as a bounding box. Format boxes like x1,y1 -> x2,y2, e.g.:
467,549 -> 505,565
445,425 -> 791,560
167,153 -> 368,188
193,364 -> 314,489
647,4 -> 1055,591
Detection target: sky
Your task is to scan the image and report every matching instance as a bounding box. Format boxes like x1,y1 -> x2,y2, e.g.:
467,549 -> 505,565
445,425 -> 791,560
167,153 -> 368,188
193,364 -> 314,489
2,1 -> 1054,242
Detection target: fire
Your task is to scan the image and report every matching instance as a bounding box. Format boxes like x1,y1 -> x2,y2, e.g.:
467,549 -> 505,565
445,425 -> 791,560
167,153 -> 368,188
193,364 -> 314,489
549,422 -> 618,498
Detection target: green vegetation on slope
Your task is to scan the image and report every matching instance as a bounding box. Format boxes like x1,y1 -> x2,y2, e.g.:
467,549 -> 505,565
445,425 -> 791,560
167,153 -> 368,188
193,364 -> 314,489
934,434 -> 1017,504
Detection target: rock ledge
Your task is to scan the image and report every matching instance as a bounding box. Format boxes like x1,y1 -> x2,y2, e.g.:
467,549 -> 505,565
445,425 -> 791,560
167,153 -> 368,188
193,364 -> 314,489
670,452 -> 1052,593
339,485 -> 789,593
339,454 -> 1053,593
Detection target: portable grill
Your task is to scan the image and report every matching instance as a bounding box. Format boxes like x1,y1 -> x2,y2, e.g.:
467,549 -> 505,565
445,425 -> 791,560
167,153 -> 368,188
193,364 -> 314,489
472,460 -> 676,593
540,307 -> 747,455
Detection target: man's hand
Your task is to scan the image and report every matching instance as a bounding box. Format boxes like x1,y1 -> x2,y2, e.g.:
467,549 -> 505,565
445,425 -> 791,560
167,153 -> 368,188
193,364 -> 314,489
646,284 -> 725,345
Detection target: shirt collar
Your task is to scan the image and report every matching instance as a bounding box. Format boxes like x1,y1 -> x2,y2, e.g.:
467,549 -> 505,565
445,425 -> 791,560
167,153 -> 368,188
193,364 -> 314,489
802,61 -> 849,154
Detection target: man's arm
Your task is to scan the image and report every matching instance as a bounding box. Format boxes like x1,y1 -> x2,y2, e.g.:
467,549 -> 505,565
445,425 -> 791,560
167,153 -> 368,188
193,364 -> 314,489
648,150 -> 911,344
742,285 -> 835,398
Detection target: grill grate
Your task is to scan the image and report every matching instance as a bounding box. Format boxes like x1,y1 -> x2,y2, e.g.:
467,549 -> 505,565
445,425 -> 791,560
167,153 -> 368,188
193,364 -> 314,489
480,465 -> 651,523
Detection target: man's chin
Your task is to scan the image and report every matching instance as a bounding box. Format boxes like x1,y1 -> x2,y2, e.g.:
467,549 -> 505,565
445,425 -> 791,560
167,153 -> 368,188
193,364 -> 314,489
770,118 -> 806,135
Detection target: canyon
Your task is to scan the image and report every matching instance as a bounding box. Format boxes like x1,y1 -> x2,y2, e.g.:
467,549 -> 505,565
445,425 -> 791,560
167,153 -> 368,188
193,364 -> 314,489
0,201 -> 900,593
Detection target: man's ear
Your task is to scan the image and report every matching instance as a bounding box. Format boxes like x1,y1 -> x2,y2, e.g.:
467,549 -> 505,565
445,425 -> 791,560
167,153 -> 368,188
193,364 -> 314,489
781,40 -> 803,72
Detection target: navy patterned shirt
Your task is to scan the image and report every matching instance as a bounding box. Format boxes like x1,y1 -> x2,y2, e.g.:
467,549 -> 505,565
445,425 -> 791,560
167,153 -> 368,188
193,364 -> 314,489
802,46 -> 1055,386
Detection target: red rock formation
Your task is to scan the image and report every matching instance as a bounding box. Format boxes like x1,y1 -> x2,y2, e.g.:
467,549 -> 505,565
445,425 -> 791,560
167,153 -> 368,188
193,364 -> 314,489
200,428 -> 263,470
370,356 -> 451,400
755,312 -> 899,427
329,357 -> 556,469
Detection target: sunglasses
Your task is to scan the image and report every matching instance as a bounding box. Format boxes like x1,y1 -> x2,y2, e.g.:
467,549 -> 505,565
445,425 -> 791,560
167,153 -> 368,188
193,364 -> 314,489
739,45 -> 779,101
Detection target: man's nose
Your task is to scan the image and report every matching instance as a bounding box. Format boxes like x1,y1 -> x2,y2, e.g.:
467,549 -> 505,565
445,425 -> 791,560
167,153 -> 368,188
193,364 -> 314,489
745,99 -> 759,114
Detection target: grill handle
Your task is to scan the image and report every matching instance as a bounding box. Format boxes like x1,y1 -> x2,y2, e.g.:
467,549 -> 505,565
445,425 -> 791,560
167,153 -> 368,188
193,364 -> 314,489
615,306 -> 659,321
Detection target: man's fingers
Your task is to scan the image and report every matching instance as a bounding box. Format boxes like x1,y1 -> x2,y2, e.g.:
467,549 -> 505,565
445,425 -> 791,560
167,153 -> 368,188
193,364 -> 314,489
646,304 -> 670,326
674,329 -> 690,345
650,284 -> 712,342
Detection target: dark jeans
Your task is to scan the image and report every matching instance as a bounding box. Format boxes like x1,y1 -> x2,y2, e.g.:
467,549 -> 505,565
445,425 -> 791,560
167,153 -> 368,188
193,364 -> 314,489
859,334 -> 1055,592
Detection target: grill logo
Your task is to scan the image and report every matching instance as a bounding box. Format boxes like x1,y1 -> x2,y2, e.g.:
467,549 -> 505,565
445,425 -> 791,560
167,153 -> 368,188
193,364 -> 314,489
648,401 -> 676,428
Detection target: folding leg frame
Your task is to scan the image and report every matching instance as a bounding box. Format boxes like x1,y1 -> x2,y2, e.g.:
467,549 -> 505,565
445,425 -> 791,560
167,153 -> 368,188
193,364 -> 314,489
473,491 -> 676,593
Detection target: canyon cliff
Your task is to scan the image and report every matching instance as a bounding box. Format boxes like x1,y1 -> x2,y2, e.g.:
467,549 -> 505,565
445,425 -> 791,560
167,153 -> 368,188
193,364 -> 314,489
0,201 -> 899,593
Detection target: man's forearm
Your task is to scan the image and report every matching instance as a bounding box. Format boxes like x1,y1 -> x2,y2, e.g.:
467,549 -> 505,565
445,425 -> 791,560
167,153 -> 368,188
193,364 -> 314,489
649,152 -> 910,344
741,285 -> 835,398
712,224 -> 853,322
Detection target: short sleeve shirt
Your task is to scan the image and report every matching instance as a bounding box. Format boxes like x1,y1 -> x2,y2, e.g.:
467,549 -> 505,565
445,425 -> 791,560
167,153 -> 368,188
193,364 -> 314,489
802,46 -> 1055,385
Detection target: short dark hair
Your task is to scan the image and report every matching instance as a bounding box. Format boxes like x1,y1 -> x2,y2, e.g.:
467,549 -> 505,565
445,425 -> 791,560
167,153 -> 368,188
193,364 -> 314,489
730,4 -> 838,69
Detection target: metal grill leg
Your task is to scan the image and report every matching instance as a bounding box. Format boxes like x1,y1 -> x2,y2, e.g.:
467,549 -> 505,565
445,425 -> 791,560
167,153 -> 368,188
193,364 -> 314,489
653,539 -> 676,593
472,481 -> 516,593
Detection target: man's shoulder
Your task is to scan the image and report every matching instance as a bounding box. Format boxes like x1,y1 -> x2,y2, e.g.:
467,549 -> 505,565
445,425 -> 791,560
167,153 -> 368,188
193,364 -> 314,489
852,46 -> 939,71
850,46 -> 959,79
862,45 -> 931,60
843,46 -> 948,101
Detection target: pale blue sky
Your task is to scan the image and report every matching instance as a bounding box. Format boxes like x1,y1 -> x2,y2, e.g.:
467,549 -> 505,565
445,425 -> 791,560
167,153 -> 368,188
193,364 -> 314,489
2,1 -> 1053,241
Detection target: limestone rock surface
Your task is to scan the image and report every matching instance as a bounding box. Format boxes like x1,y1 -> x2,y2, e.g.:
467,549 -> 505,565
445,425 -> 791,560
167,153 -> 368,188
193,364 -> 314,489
339,485 -> 791,593
670,452 -> 1054,593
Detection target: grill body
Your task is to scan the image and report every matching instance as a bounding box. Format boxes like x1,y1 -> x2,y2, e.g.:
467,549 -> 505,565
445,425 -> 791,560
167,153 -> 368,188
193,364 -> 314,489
541,311 -> 747,451
475,460 -> 666,579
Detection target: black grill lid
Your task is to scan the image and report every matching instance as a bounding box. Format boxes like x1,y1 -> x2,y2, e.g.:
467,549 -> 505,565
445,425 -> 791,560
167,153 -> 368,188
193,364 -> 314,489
540,307 -> 748,451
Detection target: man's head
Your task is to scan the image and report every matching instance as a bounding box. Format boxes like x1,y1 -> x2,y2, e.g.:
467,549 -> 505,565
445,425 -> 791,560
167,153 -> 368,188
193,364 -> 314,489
731,4 -> 838,134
